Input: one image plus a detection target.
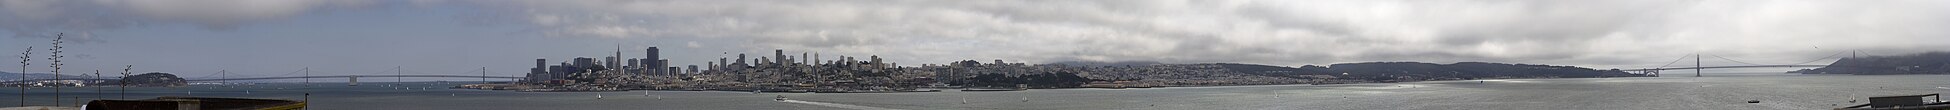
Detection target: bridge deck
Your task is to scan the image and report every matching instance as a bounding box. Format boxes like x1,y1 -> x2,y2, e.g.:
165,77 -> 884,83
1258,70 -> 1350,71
1623,65 -> 1827,71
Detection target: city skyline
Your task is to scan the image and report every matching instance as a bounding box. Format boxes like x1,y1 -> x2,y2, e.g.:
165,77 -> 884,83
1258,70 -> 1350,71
7,0 -> 1950,80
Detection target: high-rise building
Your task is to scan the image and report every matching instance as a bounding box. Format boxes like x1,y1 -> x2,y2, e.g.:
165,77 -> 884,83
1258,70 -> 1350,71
573,57 -> 596,69
627,59 -> 639,68
530,58 -> 547,82
613,45 -> 622,71
646,47 -> 660,75
604,56 -> 618,70
659,59 -> 670,76
775,49 -> 786,65
735,54 -> 747,67
668,67 -> 680,76
687,65 -> 698,74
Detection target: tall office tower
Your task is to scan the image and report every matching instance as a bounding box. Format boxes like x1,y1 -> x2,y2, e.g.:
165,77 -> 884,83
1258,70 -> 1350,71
871,55 -> 883,68
659,59 -> 670,76
687,65 -> 698,74
718,58 -> 728,69
531,58 -> 547,82
613,45 -> 622,71
668,67 -> 679,76
802,52 -> 809,65
707,62 -> 716,70
628,59 -> 640,68
646,47 -> 660,75
573,57 -> 596,69
735,54 -> 747,67
536,58 -> 547,69
814,53 -> 821,65
760,57 -> 770,66
775,49 -> 786,65
605,56 -> 618,70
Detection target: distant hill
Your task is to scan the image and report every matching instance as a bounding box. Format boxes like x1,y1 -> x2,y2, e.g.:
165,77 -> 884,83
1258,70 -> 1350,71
1044,61 -> 1163,67
0,71 -> 91,80
1802,52 -> 1950,75
1212,62 -> 1639,80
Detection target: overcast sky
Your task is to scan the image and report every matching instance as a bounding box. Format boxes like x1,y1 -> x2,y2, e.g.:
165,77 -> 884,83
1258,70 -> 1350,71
4,0 -> 1949,80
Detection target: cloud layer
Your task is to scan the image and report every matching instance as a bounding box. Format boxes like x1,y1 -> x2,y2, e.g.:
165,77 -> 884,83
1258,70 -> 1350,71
0,0 -> 372,42
7,0 -> 1950,68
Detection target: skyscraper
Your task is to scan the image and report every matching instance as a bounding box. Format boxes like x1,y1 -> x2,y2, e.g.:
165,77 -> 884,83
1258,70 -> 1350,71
659,59 -> 670,76
735,54 -> 747,67
775,49 -> 786,65
628,59 -> 639,68
646,47 -> 660,75
531,58 -> 547,82
604,56 -> 618,70
573,57 -> 596,69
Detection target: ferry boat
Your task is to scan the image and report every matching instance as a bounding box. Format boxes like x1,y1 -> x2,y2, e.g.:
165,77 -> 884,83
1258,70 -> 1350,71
1835,93 -> 1948,110
83,97 -> 306,110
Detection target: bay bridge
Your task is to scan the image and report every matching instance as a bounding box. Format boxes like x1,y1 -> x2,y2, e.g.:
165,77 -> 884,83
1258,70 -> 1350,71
1622,51 -> 1868,77
5,67 -> 522,86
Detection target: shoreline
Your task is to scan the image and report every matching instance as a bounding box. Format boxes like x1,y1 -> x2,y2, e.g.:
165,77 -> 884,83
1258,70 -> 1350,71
458,76 -> 1661,93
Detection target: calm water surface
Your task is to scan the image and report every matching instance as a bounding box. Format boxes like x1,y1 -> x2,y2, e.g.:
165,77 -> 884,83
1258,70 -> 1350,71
4,73 -> 1947,110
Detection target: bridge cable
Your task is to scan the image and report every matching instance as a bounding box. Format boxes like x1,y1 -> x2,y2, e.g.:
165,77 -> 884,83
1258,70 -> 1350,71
1654,54 -> 1693,69
185,71 -> 226,79
1781,51 -> 1849,65
1708,55 -> 1772,66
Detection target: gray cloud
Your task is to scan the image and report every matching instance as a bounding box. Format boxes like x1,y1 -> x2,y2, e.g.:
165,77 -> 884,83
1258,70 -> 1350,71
0,0 -> 374,43
448,0 -> 1950,68
7,0 -> 1949,69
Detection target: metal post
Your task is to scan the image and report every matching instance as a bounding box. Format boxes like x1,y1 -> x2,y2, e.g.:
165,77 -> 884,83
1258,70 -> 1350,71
303,93 -> 310,110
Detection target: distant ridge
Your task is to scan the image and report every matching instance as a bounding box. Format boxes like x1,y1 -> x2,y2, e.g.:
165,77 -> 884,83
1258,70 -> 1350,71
1044,61 -> 1163,67
0,71 -> 90,80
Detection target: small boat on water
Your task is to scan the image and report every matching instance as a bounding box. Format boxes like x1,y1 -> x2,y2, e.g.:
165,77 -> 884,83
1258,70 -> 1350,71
1835,93 -> 1948,110
775,95 -> 788,101
84,96 -> 306,110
